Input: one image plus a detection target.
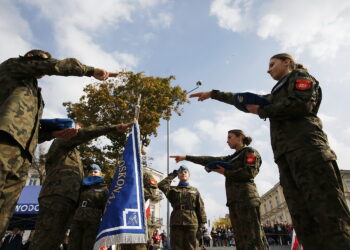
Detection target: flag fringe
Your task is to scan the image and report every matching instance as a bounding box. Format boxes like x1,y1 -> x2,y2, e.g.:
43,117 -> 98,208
94,233 -> 147,250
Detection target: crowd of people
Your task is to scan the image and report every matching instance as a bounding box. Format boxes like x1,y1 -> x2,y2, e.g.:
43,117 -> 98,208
1,49 -> 350,250
263,223 -> 293,246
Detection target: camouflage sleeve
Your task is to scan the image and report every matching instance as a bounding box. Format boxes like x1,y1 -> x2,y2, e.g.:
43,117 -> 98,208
258,71 -> 319,120
158,173 -> 177,197
143,171 -> 159,201
38,129 -> 54,143
195,190 -> 207,226
185,155 -> 232,166
6,57 -> 94,78
224,148 -> 261,181
63,125 -> 119,149
211,90 -> 235,105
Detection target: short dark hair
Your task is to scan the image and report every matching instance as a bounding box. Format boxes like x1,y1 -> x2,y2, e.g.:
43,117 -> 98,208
228,129 -> 252,146
24,49 -> 52,59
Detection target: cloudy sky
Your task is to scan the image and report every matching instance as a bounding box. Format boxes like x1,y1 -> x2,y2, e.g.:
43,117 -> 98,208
3,0 -> 350,227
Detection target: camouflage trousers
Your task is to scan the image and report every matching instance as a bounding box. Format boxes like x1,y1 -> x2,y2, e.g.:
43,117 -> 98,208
69,219 -> 100,250
170,225 -> 197,250
0,133 -> 31,238
228,200 -> 268,250
277,149 -> 350,250
29,196 -> 76,250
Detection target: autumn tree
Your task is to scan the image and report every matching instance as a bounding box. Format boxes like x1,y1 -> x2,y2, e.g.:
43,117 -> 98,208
30,144 -> 47,185
63,72 -> 188,180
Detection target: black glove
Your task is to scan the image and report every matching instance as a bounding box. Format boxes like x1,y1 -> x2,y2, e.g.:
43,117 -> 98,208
171,169 -> 178,176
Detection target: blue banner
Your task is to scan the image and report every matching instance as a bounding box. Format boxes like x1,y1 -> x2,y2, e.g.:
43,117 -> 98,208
14,185 -> 41,215
94,120 -> 147,250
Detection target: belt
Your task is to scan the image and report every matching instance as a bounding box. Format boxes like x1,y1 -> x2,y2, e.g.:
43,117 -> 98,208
174,204 -> 194,210
80,200 -> 102,210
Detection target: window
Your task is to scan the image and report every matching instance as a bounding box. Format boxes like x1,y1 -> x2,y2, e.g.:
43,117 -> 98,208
28,174 -> 40,186
269,200 -> 273,210
264,204 -> 267,213
275,195 -> 280,206
346,181 -> 350,191
29,178 -> 37,186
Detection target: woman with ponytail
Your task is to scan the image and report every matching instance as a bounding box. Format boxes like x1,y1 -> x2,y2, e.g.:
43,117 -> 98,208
171,130 -> 268,250
189,53 -> 350,249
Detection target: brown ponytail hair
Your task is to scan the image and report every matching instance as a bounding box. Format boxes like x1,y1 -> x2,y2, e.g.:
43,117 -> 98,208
228,129 -> 252,146
271,53 -> 308,72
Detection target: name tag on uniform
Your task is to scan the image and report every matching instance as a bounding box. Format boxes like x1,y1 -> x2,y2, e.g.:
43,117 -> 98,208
94,189 -> 103,192
189,191 -> 197,194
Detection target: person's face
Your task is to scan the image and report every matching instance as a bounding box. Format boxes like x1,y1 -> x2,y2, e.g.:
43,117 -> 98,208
267,58 -> 291,81
88,170 -> 102,177
178,170 -> 190,182
227,133 -> 242,149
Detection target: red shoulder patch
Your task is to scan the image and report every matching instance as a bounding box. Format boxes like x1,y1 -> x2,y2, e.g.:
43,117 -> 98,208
150,178 -> 157,185
246,155 -> 256,164
295,79 -> 312,90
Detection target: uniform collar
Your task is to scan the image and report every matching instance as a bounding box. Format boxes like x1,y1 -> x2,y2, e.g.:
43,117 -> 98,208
178,182 -> 190,186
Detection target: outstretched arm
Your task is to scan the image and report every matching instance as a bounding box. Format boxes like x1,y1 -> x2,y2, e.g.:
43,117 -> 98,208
7,57 -> 121,80
189,91 -> 212,101
63,123 -> 132,149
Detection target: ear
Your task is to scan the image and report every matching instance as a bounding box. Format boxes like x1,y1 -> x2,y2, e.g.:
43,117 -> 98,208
283,59 -> 291,68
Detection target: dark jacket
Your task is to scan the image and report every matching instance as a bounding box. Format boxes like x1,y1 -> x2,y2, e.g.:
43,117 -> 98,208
158,173 -> 207,226
39,125 -> 119,203
0,234 -> 22,250
186,146 -> 261,207
0,56 -> 94,159
211,70 -> 336,163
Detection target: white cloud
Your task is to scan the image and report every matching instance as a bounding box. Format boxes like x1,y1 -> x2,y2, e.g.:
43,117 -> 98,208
138,0 -> 167,8
23,0 -> 135,31
170,128 -> 200,153
149,12 -> 172,28
210,0 -> 254,32
257,0 -> 350,60
0,0 -> 32,61
211,0 -> 350,60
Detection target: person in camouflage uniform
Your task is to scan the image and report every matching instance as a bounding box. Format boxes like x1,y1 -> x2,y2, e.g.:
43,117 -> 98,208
0,49 -> 120,238
189,53 -> 350,250
120,169 -> 161,250
29,123 -> 131,250
158,166 -> 207,250
69,164 -> 109,250
171,130 -> 268,250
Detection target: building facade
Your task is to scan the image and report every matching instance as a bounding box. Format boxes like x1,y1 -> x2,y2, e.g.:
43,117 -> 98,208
260,169 -> 350,225
145,166 -> 164,231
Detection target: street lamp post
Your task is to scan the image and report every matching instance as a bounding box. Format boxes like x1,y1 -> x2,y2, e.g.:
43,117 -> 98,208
166,80 -> 202,237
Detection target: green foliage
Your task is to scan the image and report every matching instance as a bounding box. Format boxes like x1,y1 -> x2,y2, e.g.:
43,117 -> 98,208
63,72 -> 188,181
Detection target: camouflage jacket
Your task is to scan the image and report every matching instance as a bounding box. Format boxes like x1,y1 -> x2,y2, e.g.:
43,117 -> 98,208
186,147 -> 261,206
0,56 -> 94,159
211,70 -> 336,162
158,173 -> 207,226
39,125 -> 119,202
73,183 -> 109,224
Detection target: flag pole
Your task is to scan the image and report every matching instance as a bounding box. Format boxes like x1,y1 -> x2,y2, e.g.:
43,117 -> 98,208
135,94 -> 142,121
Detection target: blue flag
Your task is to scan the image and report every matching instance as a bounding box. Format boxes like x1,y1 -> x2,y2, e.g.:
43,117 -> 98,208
94,120 -> 147,250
